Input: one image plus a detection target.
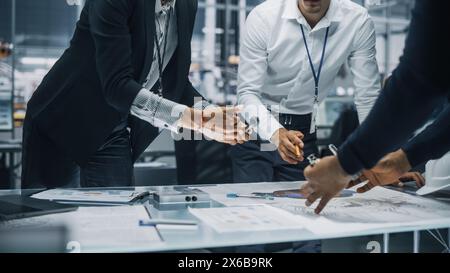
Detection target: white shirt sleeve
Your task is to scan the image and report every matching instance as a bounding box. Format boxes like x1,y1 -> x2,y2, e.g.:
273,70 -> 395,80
130,88 -> 187,133
237,9 -> 283,142
348,12 -> 382,123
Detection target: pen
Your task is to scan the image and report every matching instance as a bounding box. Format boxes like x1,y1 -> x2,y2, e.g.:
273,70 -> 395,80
286,193 -> 305,199
328,144 -> 338,156
295,145 -> 301,157
227,193 -> 274,200
139,219 -> 198,226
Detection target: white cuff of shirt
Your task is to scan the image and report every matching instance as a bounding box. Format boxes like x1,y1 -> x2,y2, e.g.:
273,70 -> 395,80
130,88 -> 187,133
243,104 -> 283,142
261,115 -> 284,143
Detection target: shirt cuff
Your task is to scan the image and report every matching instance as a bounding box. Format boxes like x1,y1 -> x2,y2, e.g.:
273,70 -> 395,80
263,116 -> 284,143
131,88 -> 187,133
242,104 -> 283,142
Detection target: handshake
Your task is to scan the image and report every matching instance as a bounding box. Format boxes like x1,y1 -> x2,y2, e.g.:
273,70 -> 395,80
178,105 -> 250,145
178,104 -> 305,165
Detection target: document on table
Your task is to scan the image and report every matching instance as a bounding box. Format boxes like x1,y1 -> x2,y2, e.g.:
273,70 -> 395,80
0,206 -> 163,252
194,182 -> 450,235
189,204 -> 304,233
192,182 -> 305,206
31,189 -> 151,204
273,187 -> 450,235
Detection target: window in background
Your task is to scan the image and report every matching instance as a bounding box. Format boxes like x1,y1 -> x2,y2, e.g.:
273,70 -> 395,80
1,0 -> 79,130
193,0 -> 263,105
0,0 -> 14,131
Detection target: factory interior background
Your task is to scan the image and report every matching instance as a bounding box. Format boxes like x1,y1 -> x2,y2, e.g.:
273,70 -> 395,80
0,0 -> 418,189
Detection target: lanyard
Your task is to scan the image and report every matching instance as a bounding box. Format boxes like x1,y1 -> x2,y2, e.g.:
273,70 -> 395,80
153,7 -> 172,97
300,25 -> 330,104
300,25 -> 329,133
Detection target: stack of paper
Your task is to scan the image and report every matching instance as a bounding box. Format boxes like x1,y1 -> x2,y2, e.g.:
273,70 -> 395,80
32,189 -> 150,205
194,183 -> 450,235
0,205 -> 163,252
192,182 -> 304,206
189,204 -> 303,233
274,187 -> 450,235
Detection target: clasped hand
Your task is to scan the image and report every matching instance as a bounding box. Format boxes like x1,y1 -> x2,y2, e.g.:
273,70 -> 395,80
179,106 -> 250,145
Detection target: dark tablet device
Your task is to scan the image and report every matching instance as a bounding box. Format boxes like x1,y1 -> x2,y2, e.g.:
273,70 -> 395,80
0,195 -> 78,221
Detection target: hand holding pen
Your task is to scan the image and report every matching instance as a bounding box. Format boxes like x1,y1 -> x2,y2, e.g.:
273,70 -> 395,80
271,128 -> 304,164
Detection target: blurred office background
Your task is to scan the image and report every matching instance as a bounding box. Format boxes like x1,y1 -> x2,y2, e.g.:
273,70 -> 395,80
0,0 -> 416,189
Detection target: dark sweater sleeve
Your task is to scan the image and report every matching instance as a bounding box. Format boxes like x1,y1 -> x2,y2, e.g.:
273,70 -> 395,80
337,0 -> 450,175
88,0 -> 142,114
402,105 -> 450,168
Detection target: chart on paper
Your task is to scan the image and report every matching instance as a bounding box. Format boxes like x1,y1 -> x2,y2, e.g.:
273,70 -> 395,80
189,205 -> 304,233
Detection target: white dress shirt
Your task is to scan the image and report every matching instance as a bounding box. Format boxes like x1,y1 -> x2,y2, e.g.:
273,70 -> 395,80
130,0 -> 187,133
238,0 -> 381,141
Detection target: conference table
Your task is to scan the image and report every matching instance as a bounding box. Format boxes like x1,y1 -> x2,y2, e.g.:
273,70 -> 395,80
1,182 -> 450,253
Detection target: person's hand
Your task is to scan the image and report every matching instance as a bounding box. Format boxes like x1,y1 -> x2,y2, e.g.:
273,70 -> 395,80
201,106 -> 250,145
179,106 -> 249,145
347,149 -> 423,193
348,171 -> 425,193
0,41 -> 12,59
301,156 -> 353,214
271,128 -> 304,164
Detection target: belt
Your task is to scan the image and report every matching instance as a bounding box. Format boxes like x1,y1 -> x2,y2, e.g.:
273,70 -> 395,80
276,112 -> 312,129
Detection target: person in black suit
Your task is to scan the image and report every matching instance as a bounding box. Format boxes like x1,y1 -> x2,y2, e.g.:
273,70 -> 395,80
22,0 -> 247,188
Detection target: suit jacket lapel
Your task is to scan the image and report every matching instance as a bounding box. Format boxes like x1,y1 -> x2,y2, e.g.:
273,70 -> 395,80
139,0 -> 156,84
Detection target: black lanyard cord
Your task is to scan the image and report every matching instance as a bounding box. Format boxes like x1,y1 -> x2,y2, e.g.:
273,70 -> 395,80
300,25 -> 330,104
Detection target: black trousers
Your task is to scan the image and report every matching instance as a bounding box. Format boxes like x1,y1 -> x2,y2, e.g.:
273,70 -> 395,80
230,113 -> 319,183
61,125 -> 133,188
22,115 -> 134,189
27,120 -> 133,188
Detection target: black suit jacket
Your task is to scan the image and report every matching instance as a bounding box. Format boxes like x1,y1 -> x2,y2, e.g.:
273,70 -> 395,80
338,0 -> 450,175
22,0 -> 202,187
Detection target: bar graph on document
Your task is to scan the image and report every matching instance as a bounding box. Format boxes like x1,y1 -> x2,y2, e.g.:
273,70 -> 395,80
189,205 -> 304,233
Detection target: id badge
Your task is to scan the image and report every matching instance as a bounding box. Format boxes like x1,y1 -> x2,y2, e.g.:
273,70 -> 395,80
310,102 -> 319,134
